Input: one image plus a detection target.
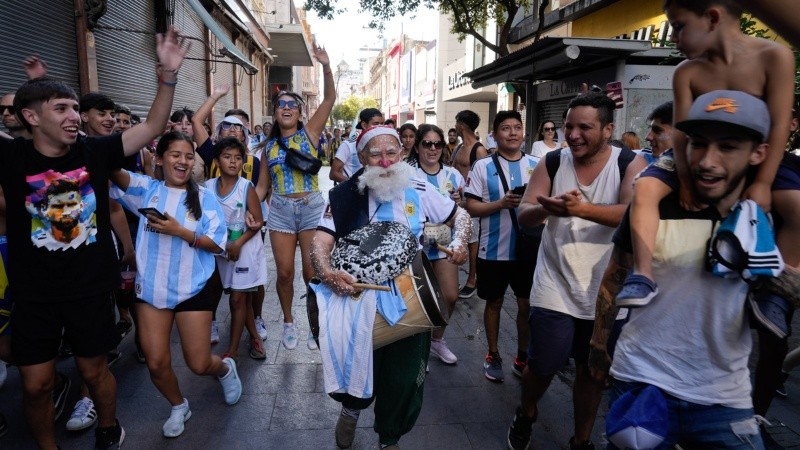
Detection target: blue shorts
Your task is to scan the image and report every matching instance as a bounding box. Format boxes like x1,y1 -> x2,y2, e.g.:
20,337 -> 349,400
527,307 -> 624,377
773,155 -> 800,191
608,380 -> 764,449
267,191 -> 325,233
0,236 -> 10,336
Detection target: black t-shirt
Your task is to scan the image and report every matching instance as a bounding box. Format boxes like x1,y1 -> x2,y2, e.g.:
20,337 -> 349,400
0,135 -> 125,302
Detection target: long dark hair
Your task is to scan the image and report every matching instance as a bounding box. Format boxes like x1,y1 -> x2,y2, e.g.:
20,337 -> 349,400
399,123 -> 418,164
414,124 -> 446,165
155,131 -> 202,220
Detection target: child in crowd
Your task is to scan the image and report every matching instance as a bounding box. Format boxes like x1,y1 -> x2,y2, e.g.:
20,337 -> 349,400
206,137 -> 268,360
617,0 -> 795,306
110,132 -> 242,438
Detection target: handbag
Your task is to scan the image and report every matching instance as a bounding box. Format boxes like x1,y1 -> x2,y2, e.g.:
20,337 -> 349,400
490,154 -> 543,262
279,137 -> 322,175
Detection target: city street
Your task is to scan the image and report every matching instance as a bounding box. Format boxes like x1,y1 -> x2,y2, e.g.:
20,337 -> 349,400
2,167 -> 800,449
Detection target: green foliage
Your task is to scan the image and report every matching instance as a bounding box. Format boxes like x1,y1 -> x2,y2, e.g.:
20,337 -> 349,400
331,95 -> 379,125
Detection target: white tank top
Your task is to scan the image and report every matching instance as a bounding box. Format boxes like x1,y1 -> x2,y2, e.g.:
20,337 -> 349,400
530,147 -> 625,319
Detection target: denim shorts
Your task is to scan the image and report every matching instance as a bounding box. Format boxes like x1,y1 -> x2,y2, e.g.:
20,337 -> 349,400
267,191 -> 325,233
608,380 -> 764,449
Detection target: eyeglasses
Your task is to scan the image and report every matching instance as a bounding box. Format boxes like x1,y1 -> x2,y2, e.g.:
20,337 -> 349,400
421,140 -> 444,149
220,122 -> 244,131
543,127 -> 556,132
276,99 -> 299,110
0,105 -> 14,115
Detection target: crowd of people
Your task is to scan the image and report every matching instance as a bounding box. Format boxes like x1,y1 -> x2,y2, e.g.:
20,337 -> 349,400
1,0 -> 800,449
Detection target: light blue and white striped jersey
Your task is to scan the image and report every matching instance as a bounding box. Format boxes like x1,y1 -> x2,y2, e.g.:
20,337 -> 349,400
334,138 -> 362,179
464,153 -> 538,261
416,164 -> 465,260
318,177 -> 457,247
110,171 -> 226,309
204,177 -> 254,233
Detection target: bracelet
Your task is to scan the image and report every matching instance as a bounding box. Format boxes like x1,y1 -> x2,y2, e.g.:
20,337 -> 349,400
157,63 -> 179,75
189,231 -> 199,248
160,79 -> 177,87
323,70 -> 332,76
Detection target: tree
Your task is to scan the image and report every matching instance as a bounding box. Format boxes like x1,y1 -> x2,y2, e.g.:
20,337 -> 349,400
305,0 -> 540,57
331,95 -> 378,125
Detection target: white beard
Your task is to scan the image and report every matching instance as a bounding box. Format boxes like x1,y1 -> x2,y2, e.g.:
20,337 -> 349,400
357,161 -> 416,203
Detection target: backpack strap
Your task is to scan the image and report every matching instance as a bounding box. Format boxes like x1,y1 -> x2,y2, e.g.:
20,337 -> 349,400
545,147 -> 636,195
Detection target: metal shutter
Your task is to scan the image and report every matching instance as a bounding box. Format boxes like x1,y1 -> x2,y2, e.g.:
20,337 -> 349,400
0,1 -> 80,95
536,97 -> 572,128
93,1 -> 158,117
235,41 -> 253,123
253,57 -> 266,125
210,15 -> 235,122
171,1 -> 210,112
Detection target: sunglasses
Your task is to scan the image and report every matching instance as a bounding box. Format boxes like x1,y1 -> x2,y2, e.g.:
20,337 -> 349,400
220,122 -> 244,131
276,99 -> 299,110
0,105 -> 14,115
421,140 -> 444,149
543,127 -> 556,132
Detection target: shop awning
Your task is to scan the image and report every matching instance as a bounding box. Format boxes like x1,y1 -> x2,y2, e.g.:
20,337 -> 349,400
465,37 -> 653,88
187,0 -> 259,74
264,23 -> 313,67
219,0 -> 274,62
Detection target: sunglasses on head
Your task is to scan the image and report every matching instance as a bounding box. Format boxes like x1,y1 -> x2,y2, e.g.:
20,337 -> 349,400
221,122 -> 244,131
421,140 -> 444,149
0,105 -> 14,115
276,99 -> 299,110
543,127 -> 556,132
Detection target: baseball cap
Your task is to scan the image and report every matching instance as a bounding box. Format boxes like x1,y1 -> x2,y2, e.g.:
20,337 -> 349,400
675,90 -> 770,142
356,108 -> 383,130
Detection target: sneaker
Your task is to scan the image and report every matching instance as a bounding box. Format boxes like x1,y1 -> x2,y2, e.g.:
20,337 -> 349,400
0,413 -> 6,438
218,357 -> 242,405
282,323 -> 298,350
0,363 -> 6,389
776,371 -> 789,398
458,284 -> 477,299
249,337 -> 267,360
255,317 -> 268,341
430,338 -> 457,364
307,334 -> 318,350
67,397 -> 98,431
750,292 -> 791,340
115,319 -> 132,339
484,352 -> 504,382
94,419 -> 124,449
568,437 -> 595,450
507,406 -> 534,450
210,320 -> 220,344
53,372 -> 72,421
615,274 -> 658,307
162,399 -> 192,438
335,412 -> 358,449
106,350 -> 122,367
512,356 -> 526,378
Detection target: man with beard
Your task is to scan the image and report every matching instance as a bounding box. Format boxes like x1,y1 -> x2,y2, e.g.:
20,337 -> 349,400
330,108 -> 384,183
587,90 -> 773,448
311,125 -> 470,449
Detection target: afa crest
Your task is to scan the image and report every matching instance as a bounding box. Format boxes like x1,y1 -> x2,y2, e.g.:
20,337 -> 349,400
405,202 -> 415,216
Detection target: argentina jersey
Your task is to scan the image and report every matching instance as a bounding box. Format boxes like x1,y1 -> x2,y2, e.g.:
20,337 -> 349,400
335,137 -> 362,179
464,154 -> 538,261
417,165 -> 465,260
267,128 -> 320,195
110,171 -> 226,309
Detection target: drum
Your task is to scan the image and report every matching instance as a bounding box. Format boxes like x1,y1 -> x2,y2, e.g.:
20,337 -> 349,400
307,252 -> 447,350
330,221 -> 418,284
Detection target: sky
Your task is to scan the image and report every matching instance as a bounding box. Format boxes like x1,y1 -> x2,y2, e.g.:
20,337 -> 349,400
298,0 -> 440,70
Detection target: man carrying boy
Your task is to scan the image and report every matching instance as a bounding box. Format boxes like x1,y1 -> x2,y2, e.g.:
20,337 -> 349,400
0,29 -> 188,449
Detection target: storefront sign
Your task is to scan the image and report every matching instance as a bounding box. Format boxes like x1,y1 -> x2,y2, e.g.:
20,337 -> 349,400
448,70 -> 471,91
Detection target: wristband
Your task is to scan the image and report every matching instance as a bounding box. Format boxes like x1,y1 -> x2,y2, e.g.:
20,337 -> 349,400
189,231 -> 199,248
160,79 -> 178,87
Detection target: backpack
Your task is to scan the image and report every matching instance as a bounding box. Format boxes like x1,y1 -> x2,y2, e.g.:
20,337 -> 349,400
544,147 -> 636,194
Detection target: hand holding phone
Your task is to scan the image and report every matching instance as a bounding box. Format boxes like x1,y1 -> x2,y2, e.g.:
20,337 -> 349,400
512,184 -> 527,196
138,207 -> 167,220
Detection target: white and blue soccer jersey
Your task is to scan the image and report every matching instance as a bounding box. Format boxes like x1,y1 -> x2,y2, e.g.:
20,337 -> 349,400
464,154 -> 538,261
111,171 -> 226,309
318,177 -> 457,247
335,138 -> 362,179
416,165 -> 465,260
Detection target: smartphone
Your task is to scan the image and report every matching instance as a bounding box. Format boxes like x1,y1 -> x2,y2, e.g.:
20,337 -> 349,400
138,207 -> 167,220
606,81 -> 623,109
512,185 -> 527,196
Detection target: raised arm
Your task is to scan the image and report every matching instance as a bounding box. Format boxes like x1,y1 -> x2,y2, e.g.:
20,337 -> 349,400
303,44 -> 335,144
192,84 -> 231,146
121,28 -> 189,156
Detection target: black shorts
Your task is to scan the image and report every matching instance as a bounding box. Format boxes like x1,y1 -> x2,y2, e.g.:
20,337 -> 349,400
135,281 -> 215,312
11,292 -> 121,366
476,258 -> 535,300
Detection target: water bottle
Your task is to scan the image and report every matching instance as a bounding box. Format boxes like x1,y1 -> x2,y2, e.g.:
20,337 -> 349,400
228,202 -> 245,241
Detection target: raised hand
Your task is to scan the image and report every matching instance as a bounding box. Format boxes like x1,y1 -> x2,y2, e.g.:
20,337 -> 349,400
23,55 -> 48,80
312,42 -> 330,67
156,27 -> 190,74
213,84 -> 232,98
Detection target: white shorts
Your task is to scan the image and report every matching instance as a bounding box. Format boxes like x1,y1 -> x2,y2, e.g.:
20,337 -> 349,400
216,234 -> 268,291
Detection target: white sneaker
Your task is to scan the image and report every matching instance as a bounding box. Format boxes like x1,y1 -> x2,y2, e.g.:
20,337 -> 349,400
210,320 -> 220,344
218,357 -> 242,405
282,323 -> 298,350
66,397 -> 97,431
307,334 -> 318,350
255,317 -> 268,341
0,363 -> 6,389
430,338 -> 458,364
162,399 -> 192,438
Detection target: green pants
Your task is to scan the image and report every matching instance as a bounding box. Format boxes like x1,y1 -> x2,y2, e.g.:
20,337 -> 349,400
330,331 -> 431,445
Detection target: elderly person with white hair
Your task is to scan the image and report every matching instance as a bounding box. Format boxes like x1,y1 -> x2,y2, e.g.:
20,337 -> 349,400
310,125 -> 471,449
